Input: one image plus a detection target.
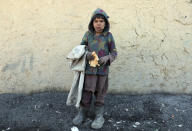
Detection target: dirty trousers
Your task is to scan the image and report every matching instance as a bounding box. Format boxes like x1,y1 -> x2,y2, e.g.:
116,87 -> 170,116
80,74 -> 108,108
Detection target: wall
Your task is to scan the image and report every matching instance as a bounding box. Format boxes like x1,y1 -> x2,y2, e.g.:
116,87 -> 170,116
0,0 -> 192,94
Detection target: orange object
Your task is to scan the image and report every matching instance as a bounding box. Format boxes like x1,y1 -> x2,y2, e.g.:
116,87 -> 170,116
89,52 -> 100,67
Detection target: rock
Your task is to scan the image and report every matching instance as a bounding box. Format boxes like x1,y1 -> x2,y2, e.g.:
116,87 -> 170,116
178,124 -> 183,127
71,126 -> 79,131
135,122 -> 140,126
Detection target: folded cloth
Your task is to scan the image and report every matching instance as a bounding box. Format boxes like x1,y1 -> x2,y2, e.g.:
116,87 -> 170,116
66,45 -> 87,108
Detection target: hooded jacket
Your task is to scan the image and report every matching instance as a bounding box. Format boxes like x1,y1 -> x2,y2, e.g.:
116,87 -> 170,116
81,8 -> 117,75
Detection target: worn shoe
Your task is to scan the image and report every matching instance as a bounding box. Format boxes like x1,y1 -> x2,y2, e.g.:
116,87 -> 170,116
91,106 -> 105,129
72,106 -> 88,125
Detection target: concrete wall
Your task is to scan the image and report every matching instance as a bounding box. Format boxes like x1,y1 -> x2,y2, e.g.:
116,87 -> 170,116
0,0 -> 192,94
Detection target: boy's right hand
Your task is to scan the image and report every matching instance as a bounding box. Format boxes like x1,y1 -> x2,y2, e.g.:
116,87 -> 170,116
86,52 -> 95,61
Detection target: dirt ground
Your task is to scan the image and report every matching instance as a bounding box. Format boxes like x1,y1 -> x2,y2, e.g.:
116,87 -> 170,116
0,91 -> 192,131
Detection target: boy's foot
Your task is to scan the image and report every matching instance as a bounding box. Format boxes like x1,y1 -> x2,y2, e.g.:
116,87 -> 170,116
72,106 -> 88,125
91,106 -> 105,129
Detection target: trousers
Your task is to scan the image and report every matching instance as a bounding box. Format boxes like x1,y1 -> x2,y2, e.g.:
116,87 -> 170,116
80,74 -> 108,107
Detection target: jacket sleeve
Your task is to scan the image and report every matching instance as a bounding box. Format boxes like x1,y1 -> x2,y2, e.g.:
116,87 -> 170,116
80,31 -> 89,46
108,33 -> 117,65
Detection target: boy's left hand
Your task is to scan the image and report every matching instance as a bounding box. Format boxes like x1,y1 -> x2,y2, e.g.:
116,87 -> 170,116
98,55 -> 110,66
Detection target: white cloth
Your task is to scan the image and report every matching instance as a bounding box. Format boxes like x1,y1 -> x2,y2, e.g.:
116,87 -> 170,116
67,45 -> 86,60
66,45 -> 86,108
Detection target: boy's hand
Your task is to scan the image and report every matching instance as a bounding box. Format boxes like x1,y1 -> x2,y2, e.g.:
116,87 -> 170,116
98,55 -> 109,66
86,52 -> 95,61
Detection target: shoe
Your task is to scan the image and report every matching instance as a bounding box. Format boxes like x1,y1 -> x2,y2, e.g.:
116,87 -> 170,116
91,106 -> 105,129
72,106 -> 88,125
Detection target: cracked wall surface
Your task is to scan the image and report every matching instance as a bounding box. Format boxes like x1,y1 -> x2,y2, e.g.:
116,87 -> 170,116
0,0 -> 192,94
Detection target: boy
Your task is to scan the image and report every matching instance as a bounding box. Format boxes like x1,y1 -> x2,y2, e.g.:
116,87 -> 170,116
73,8 -> 117,129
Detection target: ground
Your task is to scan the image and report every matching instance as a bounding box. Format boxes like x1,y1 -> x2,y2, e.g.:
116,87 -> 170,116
0,91 -> 192,131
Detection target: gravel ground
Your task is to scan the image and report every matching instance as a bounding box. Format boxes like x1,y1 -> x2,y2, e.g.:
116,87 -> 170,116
0,91 -> 192,131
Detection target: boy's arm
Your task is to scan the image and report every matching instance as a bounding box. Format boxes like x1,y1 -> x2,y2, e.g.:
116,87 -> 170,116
80,31 -> 89,46
80,31 -> 95,61
98,33 -> 117,66
108,33 -> 117,65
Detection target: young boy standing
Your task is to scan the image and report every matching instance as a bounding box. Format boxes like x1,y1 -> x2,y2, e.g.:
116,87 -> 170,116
72,8 -> 117,129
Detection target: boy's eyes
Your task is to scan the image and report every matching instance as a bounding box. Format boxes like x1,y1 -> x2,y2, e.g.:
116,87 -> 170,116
94,19 -> 104,23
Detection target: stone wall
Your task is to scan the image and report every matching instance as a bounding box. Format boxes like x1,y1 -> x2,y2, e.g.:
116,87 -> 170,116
0,0 -> 192,94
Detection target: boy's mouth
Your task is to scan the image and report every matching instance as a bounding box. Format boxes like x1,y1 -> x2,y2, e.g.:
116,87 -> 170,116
95,27 -> 103,32
96,27 -> 102,30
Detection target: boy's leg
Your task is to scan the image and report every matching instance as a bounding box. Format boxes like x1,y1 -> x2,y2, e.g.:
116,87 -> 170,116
73,75 -> 97,125
94,75 -> 108,106
80,90 -> 92,108
81,75 -> 98,107
91,75 -> 108,129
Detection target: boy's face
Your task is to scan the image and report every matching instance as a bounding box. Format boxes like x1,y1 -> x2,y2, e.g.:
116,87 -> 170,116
93,18 -> 105,33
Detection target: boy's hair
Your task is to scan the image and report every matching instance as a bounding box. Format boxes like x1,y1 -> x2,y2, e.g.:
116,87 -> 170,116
89,14 -> 109,33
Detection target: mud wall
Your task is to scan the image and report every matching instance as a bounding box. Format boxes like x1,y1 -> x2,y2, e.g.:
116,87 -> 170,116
0,0 -> 192,94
